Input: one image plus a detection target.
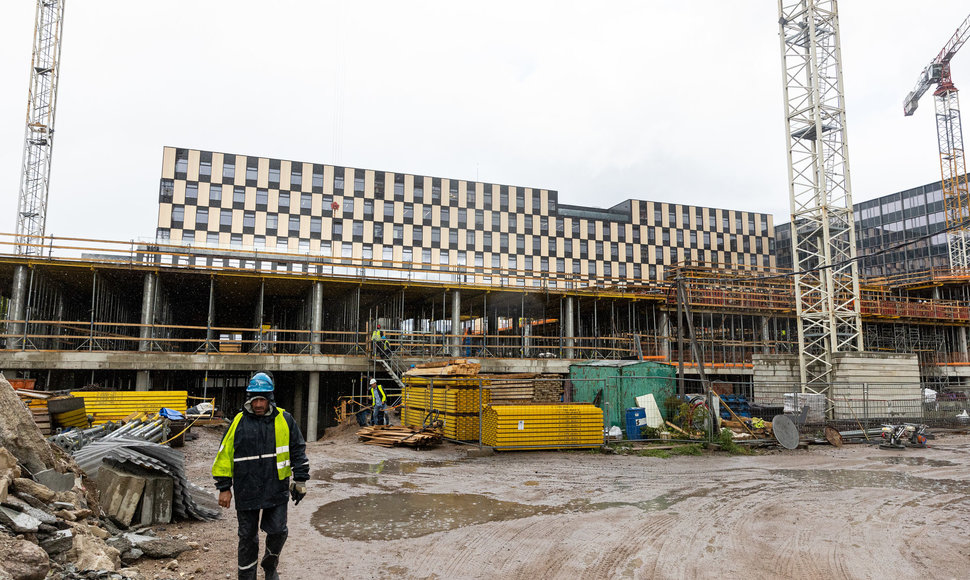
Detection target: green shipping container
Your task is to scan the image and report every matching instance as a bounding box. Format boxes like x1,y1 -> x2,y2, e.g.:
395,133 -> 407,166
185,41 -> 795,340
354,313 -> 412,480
569,360 -> 676,429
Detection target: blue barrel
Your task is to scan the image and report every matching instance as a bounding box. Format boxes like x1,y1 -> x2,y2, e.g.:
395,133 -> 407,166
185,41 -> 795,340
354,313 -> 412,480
625,407 -> 647,440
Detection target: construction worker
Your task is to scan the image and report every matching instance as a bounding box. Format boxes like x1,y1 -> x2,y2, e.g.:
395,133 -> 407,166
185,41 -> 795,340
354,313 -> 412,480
371,324 -> 391,358
212,372 -> 310,580
370,377 -> 388,426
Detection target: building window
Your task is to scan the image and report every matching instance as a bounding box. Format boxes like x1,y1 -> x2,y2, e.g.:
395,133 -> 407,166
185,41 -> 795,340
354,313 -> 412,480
354,172 -> 365,194
334,170 -> 345,192
466,183 -> 476,206
231,233 -> 242,247
353,221 -> 364,238
466,230 -> 475,247
210,184 -> 222,203
483,188 -> 493,209
289,216 -> 301,234
301,192 -> 312,211
234,187 -> 246,205
312,165 -> 324,188
220,209 -> 233,227
243,211 -> 256,229
207,232 -> 219,245
159,179 -> 174,203
266,214 -> 278,231
374,222 -> 383,241
223,156 -> 235,179
333,221 -> 343,237
200,158 -> 211,178
196,207 -> 208,229
414,176 -> 424,201
393,224 -> 403,240
291,166 -> 302,187
363,199 -> 374,219
403,203 -> 413,221
431,227 -> 441,244
171,206 -> 184,225
256,189 -> 268,207
413,227 -> 424,245
175,149 -> 188,174
269,165 -> 280,185
246,160 -> 258,182
384,201 -> 394,220
278,192 -> 290,211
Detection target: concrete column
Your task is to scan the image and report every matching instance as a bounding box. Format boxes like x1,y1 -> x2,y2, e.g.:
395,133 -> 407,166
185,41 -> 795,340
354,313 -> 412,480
761,316 -> 771,354
307,372 -> 319,442
960,327 -> 968,362
7,265 -> 28,350
206,277 -> 216,352
523,320 -> 532,357
659,311 -> 670,360
139,273 -> 156,352
135,371 -> 150,391
565,296 -> 575,359
451,289 -> 461,357
311,282 -> 323,355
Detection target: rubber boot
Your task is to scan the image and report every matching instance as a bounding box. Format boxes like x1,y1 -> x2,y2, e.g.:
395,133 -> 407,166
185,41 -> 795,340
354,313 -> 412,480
260,552 -> 279,580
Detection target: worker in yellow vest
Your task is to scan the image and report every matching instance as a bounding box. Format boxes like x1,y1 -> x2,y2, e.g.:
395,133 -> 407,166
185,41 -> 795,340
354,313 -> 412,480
370,377 -> 388,426
212,372 -> 309,580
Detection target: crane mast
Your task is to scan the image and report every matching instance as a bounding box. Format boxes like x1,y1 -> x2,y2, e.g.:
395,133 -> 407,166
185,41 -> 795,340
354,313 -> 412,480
778,0 -> 864,387
15,0 -> 66,256
904,14 -> 970,271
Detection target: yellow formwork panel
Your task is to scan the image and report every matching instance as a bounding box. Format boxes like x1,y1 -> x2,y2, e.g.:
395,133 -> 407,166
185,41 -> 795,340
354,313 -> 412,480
403,385 -> 490,414
53,408 -> 89,429
402,406 -> 481,441
482,404 -> 604,450
71,390 -> 187,425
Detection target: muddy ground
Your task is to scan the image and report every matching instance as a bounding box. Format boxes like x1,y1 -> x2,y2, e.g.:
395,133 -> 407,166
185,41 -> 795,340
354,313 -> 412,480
138,422 -> 970,580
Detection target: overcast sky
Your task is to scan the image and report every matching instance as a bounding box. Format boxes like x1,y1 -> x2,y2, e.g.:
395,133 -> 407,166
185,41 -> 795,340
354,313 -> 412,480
2,1 -> 969,243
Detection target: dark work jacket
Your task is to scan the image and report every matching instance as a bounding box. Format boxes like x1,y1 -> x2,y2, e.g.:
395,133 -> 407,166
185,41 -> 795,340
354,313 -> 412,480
213,404 -> 309,511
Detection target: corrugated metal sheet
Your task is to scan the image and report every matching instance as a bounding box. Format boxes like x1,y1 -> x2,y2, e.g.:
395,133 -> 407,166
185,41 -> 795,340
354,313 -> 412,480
71,391 -> 188,425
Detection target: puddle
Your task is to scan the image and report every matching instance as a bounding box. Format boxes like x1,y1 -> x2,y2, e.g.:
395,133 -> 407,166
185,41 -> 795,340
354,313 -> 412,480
771,469 -> 969,495
312,488 -> 712,540
311,460 -> 459,487
878,457 -> 956,468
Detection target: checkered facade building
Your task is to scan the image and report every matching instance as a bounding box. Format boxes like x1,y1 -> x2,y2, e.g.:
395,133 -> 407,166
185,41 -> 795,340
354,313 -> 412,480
156,147 -> 775,286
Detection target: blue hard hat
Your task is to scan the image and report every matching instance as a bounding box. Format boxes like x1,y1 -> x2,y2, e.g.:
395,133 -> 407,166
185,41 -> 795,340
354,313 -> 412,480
247,372 -> 274,393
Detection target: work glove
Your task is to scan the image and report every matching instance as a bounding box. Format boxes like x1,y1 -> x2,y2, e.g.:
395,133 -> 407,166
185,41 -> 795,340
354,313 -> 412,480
290,480 -> 307,505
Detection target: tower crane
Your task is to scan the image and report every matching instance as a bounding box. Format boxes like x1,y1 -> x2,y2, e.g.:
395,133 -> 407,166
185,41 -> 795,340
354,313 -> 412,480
778,0 -> 864,387
15,0 -> 66,256
903,14 -> 970,271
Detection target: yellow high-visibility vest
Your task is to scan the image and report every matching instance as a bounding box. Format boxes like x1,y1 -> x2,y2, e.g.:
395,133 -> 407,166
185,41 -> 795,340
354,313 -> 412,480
212,409 -> 291,480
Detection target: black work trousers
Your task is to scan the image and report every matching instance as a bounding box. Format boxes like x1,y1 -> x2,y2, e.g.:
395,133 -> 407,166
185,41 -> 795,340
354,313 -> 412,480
237,502 -> 288,580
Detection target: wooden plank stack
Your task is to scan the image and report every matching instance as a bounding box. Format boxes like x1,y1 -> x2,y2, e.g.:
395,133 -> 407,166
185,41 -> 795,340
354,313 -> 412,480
403,358 -> 482,377
482,403 -> 603,450
17,389 -> 52,435
481,373 -> 564,403
356,425 -> 442,448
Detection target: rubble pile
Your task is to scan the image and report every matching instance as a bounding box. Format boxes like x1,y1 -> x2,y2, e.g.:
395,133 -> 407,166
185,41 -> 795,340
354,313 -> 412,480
0,375 -> 204,580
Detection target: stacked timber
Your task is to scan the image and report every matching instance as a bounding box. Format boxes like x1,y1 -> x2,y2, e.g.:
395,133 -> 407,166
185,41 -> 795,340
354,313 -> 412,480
404,358 -> 482,377
356,425 -> 442,448
482,403 -> 603,450
17,389 -> 52,436
482,373 -> 564,403
402,377 -> 490,441
483,374 -> 535,402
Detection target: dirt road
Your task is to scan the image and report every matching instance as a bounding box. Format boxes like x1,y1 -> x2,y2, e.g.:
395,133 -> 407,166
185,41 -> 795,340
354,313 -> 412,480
150,424 -> 970,580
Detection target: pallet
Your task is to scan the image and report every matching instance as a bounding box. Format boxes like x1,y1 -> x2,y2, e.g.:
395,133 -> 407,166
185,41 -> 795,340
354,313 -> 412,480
356,425 -> 443,448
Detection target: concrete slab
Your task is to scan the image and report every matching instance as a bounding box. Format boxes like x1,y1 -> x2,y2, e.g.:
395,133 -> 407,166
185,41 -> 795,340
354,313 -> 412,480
0,505 -> 42,533
35,469 -> 75,492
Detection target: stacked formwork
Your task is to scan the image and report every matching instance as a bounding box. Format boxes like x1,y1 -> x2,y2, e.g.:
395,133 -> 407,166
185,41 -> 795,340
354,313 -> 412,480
402,377 -> 490,441
482,403 -> 603,450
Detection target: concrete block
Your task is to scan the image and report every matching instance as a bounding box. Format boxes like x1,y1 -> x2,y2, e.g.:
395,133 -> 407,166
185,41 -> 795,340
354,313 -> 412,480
34,469 -> 75,493
135,473 -> 173,525
96,464 -> 147,527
